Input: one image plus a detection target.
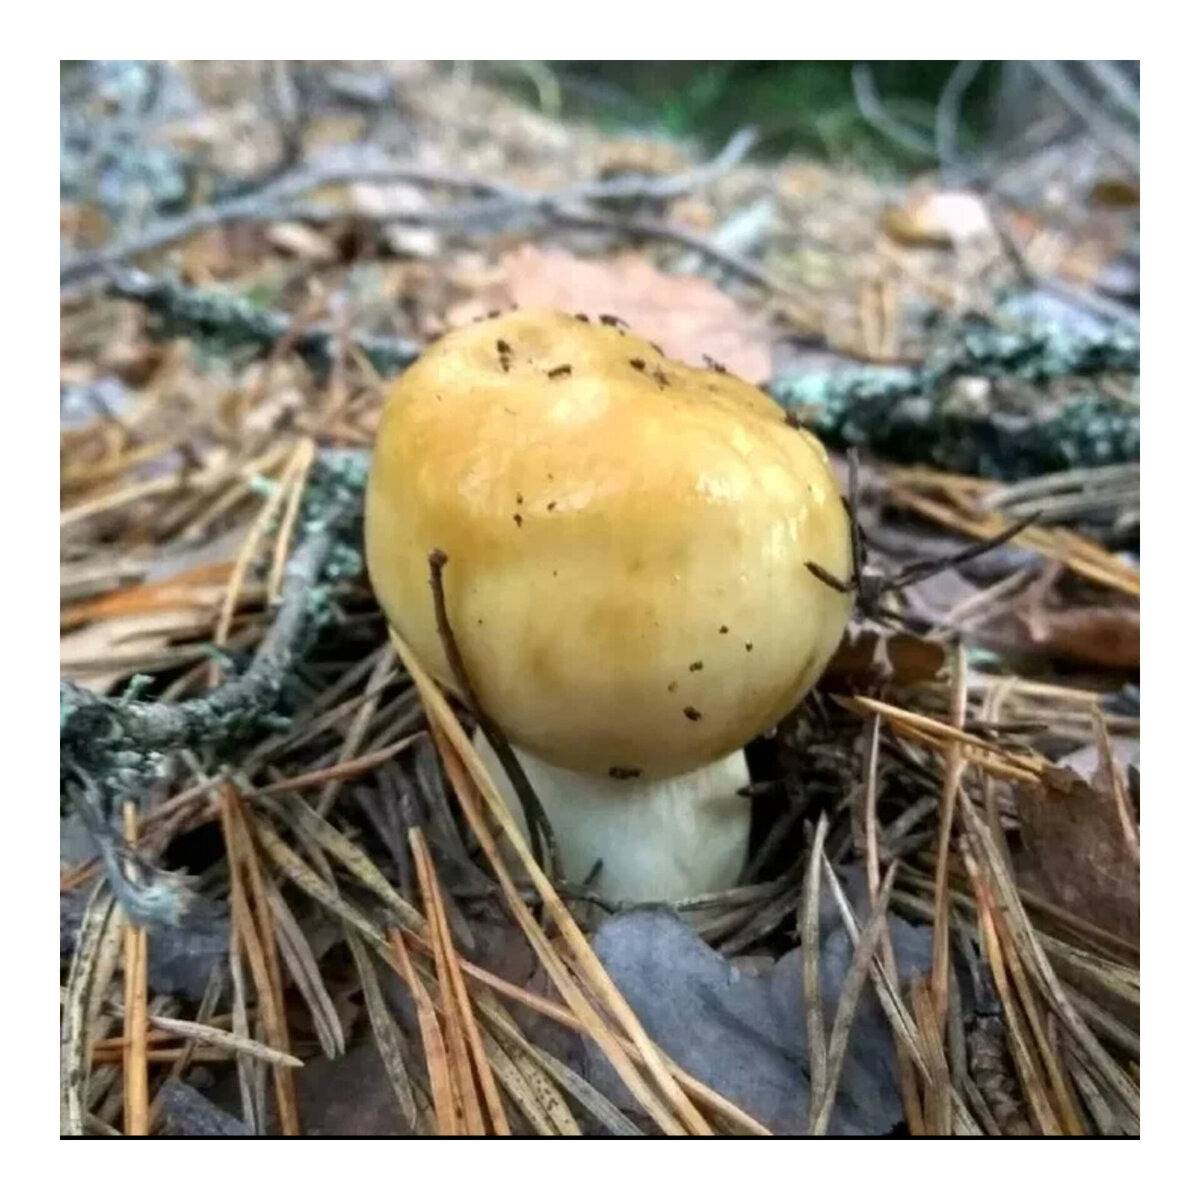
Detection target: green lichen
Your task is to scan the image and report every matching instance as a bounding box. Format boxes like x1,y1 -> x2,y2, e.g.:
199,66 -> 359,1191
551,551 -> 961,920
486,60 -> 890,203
772,320 -> 1139,480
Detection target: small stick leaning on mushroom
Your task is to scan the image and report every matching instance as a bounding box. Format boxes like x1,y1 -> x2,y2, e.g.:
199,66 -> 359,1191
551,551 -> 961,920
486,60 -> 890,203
365,309 -> 853,904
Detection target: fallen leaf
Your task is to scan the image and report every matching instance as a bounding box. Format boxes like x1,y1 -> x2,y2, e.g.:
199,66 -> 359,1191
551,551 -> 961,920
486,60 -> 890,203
584,893 -> 933,1134
985,604 -> 1140,669
59,613 -> 183,692
883,189 -> 992,248
667,196 -> 718,232
61,891 -> 229,1001
590,139 -> 691,181
1090,178 -> 1140,208
181,225 -> 273,283
1056,737 -> 1139,782
157,1080 -> 250,1137
266,222 -> 340,265
450,247 -> 773,383
60,202 -> 111,250
1015,766 -> 1138,944
823,626 -> 947,688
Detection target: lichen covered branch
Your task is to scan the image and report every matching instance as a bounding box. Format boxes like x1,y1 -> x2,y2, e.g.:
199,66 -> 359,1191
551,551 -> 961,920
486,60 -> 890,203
103,268 -> 420,377
60,457 -> 366,921
773,321 -> 1139,479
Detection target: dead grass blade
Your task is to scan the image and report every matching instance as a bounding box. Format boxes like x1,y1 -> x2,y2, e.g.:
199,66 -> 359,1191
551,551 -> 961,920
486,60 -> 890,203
910,975 -> 953,1134
253,817 -> 396,953
60,561 -> 235,629
263,875 -> 345,1059
819,859 -> 981,1135
103,1016 -> 304,1068
887,480 -> 1140,597
961,846 -> 1061,1135
121,802 -> 150,1137
956,797 -> 1139,1131
410,828 -> 486,1134
61,882 -> 120,1135
210,437 -> 308,683
227,928 -> 259,1132
60,471 -> 194,529
801,811 -> 830,1125
810,859 -> 899,1135
389,928 -> 462,1135
1065,1046 -> 1121,1135
274,801 -> 427,1133
344,930 -> 420,1132
248,735 -> 419,799
316,645 -> 398,816
254,792 -> 424,932
219,784 -> 301,1134
842,695 -> 1044,784
146,970 -> 226,1131
931,644 -> 967,1044
267,436 -> 317,601
481,1022 -> 581,1136
525,1043 -> 644,1136
411,826 -> 509,1134
424,717 -> 693,1135
991,903 -> 1086,1135
860,714 -> 924,1135
475,1033 -> 555,1134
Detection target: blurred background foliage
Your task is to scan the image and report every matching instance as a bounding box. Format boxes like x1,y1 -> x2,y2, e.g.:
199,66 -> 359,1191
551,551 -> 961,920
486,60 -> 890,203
476,60 -> 1007,173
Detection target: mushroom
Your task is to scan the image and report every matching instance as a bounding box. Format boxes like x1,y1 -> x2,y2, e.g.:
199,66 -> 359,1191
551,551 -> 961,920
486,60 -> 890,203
365,309 -> 852,904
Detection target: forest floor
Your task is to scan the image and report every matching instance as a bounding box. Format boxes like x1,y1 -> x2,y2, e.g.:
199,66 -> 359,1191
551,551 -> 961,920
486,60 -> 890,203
60,61 -> 1139,1137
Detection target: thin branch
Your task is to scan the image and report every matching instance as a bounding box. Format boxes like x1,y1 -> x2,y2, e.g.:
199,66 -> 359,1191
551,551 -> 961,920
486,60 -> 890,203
103,269 -> 420,377
63,130 -> 758,286
881,512 -> 1043,595
936,60 -> 983,174
1078,61 -> 1140,122
61,155 -> 522,284
851,63 -> 938,160
61,492 -> 353,760
1028,61 -> 1139,173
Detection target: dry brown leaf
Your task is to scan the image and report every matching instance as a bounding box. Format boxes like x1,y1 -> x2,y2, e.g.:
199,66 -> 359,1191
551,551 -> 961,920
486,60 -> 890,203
180,225 -> 274,283
883,190 -> 991,249
266,222 -> 340,265
667,197 -> 718,232
986,604 -> 1140,669
590,139 -> 691,180
823,626 -> 947,688
60,202 -> 112,250
450,247 -> 773,383
1090,179 -> 1140,208
1015,767 -> 1139,944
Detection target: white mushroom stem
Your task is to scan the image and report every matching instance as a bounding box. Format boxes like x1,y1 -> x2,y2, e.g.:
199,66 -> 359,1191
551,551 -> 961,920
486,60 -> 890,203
471,729 -> 751,905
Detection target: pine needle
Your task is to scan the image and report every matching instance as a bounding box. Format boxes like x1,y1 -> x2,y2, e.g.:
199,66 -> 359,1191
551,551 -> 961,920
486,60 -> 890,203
809,859 -> 899,1135
388,928 -> 462,1135
931,644 -> 968,1043
121,802 -> 150,1137
411,827 -> 510,1134
801,811 -> 830,1127
218,784 -> 301,1134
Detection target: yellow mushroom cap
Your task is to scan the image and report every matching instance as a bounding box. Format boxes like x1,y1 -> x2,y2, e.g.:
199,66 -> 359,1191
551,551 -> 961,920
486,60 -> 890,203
366,309 -> 852,779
